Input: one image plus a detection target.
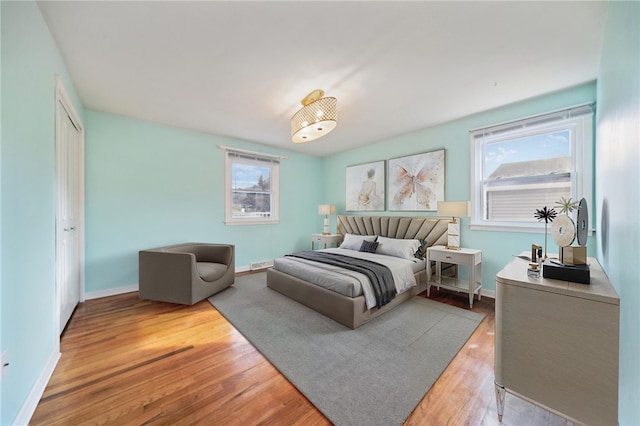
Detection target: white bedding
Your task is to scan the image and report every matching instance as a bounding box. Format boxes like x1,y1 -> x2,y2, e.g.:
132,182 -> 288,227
273,248 -> 424,309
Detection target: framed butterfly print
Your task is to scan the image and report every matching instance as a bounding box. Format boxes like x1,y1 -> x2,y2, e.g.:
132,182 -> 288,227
388,149 -> 445,211
345,160 -> 385,211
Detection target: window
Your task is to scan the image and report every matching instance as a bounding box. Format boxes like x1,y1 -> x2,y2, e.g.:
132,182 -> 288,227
470,104 -> 593,232
224,148 -> 281,225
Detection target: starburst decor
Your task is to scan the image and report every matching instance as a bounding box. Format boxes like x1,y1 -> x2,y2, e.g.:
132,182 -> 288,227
534,206 -> 557,259
534,206 -> 557,223
555,197 -> 579,215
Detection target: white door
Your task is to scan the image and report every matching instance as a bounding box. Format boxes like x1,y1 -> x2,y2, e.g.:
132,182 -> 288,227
56,96 -> 83,334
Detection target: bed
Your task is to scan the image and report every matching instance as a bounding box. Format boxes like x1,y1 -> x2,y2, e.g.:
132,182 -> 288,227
266,215 -> 449,329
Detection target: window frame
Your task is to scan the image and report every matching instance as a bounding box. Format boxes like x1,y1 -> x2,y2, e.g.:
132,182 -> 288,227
224,149 -> 281,225
470,105 -> 594,233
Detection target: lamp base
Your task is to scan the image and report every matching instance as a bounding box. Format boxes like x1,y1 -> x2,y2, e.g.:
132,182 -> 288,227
446,222 -> 461,250
322,216 -> 331,235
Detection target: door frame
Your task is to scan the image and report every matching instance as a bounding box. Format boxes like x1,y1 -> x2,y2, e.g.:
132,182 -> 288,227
55,75 -> 85,335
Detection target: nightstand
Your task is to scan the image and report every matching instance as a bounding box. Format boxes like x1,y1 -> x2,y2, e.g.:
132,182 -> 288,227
311,233 -> 342,250
426,245 -> 482,308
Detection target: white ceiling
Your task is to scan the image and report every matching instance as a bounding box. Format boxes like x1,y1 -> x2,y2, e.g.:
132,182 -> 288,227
38,1 -> 608,157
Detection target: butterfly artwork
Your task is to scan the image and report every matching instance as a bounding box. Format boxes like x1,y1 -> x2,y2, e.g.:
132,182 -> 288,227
389,150 -> 445,211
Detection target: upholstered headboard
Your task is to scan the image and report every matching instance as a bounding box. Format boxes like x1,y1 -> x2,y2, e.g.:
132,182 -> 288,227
336,215 -> 448,247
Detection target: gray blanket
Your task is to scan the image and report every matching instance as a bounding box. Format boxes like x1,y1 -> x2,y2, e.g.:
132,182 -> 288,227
285,251 -> 396,307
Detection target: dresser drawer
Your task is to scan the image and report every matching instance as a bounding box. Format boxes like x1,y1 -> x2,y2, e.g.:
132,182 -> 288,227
310,234 -> 342,250
429,249 -> 469,264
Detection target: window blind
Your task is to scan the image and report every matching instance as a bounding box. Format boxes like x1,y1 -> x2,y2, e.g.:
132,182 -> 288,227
219,145 -> 286,164
470,103 -> 595,140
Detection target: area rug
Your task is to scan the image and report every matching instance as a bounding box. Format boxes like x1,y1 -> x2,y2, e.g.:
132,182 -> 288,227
208,272 -> 484,426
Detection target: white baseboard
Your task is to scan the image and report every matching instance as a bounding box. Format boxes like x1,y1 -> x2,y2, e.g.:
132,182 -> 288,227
482,288 -> 496,299
14,350 -> 60,425
84,283 -> 138,300
82,268 -> 262,300
83,266 -> 264,300
81,275 -> 489,301
420,285 -> 495,299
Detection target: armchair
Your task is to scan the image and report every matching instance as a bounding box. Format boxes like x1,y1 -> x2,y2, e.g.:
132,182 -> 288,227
139,242 -> 235,305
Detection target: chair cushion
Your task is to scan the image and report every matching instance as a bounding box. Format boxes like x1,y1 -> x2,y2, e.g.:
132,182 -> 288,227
196,262 -> 228,282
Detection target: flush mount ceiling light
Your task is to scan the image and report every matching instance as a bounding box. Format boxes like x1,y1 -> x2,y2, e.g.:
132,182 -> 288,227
291,89 -> 337,143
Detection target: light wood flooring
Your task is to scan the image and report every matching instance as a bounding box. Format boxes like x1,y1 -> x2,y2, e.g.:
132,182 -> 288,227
31,274 -> 573,425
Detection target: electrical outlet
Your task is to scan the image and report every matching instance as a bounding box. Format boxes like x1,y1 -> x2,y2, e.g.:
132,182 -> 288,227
1,351 -> 8,381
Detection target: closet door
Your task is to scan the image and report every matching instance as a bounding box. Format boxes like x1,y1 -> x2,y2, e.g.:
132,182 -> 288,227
56,94 -> 83,335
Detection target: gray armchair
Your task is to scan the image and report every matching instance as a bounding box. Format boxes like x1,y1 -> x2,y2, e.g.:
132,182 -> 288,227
139,242 -> 235,305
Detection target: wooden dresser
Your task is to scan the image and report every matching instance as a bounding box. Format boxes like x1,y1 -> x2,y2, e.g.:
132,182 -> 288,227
494,256 -> 619,425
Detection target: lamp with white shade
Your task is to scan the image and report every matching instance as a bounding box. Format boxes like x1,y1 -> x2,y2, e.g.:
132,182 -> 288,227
318,204 -> 336,235
437,201 -> 471,250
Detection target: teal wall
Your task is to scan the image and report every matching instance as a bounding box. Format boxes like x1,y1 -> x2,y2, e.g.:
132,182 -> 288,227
0,1 -> 84,424
323,83 -> 597,293
596,2 -> 640,424
0,1 -> 3,423
84,111 -> 324,293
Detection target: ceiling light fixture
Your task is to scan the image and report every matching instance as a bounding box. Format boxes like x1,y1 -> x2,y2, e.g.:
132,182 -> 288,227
291,89 -> 337,143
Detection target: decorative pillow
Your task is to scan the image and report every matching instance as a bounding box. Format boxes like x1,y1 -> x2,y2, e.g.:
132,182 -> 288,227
359,240 -> 379,253
414,239 -> 427,259
339,233 -> 377,251
376,236 -> 421,260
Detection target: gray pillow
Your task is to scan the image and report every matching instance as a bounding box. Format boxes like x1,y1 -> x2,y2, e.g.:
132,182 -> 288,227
359,240 -> 379,253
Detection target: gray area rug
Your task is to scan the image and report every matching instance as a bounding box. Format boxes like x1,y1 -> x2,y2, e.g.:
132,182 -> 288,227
208,272 -> 484,426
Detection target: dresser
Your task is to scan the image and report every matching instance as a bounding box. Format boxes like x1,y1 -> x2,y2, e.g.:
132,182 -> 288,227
494,256 -> 619,425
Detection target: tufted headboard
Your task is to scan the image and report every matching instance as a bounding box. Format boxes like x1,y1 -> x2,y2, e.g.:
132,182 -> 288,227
336,215 -> 448,248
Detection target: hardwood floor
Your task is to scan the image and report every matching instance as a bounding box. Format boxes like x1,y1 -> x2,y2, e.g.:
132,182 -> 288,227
31,277 -> 572,425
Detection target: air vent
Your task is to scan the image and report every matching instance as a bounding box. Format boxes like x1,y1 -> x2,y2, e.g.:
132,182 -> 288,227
250,260 -> 274,271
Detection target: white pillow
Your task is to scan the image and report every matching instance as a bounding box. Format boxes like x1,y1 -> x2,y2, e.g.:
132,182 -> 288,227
376,236 -> 421,260
339,233 -> 377,251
